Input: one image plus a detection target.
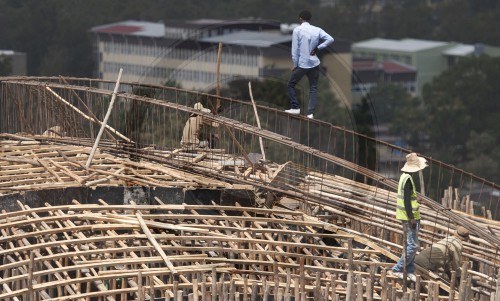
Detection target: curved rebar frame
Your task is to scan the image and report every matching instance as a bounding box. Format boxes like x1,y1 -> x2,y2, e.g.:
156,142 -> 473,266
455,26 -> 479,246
0,76 -> 499,300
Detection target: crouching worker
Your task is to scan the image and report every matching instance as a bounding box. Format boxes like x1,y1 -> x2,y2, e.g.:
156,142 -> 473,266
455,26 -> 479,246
181,102 -> 219,149
415,226 -> 469,279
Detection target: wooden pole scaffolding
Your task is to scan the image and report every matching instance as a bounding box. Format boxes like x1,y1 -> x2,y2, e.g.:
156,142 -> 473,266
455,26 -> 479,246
418,170 -> 425,196
58,76 -> 118,142
85,68 -> 123,168
136,212 -> 177,274
45,86 -> 130,143
248,81 -> 266,161
215,42 -> 222,113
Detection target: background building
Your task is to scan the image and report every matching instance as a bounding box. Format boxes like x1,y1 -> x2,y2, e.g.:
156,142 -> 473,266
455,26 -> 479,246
0,50 -> 27,76
90,19 -> 352,105
351,38 -> 500,97
352,58 -> 416,100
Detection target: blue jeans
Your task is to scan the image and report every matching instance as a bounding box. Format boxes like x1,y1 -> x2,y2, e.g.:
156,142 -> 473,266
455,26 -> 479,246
393,220 -> 420,274
287,66 -> 319,115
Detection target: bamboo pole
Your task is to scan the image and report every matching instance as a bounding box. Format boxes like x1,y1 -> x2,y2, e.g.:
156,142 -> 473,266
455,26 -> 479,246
248,81 -> 266,161
216,42 -> 222,112
418,170 -> 425,196
44,86 -> 130,142
212,267 -> 217,301
193,278 -> 199,301
136,212 -> 177,274
251,281 -> 258,301
58,76 -> 117,142
448,270 -> 457,301
28,251 -> 35,301
85,68 -> 123,168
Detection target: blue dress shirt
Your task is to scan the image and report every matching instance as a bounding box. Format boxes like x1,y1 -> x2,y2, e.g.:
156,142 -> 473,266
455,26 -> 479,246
291,22 -> 334,69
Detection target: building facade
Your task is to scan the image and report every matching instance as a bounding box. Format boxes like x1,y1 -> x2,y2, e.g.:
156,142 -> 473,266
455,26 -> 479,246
352,38 -> 454,97
352,38 -> 500,98
352,58 -> 417,100
90,19 -> 352,105
0,50 -> 27,76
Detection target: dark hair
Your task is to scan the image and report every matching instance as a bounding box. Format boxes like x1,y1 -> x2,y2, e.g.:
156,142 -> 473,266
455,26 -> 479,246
299,10 -> 312,21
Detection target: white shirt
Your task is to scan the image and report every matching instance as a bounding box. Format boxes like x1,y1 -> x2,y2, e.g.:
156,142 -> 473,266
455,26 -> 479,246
291,22 -> 334,69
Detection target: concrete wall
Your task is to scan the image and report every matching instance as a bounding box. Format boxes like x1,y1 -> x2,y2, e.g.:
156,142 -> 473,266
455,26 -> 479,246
0,187 -> 255,212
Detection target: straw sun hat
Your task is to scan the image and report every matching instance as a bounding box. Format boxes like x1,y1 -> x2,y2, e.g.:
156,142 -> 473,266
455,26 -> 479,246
193,102 -> 211,113
401,153 -> 428,173
456,226 -> 470,239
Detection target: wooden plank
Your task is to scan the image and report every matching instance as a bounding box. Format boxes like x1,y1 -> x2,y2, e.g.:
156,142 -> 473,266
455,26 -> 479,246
136,212 -> 177,274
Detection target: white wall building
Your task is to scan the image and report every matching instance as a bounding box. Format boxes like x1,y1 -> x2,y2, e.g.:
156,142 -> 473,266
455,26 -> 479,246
0,50 -> 27,76
90,19 -> 352,104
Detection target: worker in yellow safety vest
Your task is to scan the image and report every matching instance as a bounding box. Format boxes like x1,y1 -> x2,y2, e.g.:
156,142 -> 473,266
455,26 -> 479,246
390,152 -> 428,282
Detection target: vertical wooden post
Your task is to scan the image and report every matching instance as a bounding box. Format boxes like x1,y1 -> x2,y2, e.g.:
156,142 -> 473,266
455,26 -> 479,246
356,274 -> 363,301
367,264 -> 374,301
216,42 -> 222,112
274,261 -> 279,295
418,170 -> 425,196
150,276 -> 155,301
324,282 -> 330,301
263,283 -> 271,301
385,283 -> 392,300
138,271 -> 144,301
229,278 -> 236,301
243,277 -> 249,301
177,289 -> 184,301
294,275 -> 300,301
28,251 -> 35,301
448,270 -> 457,301
402,291 -> 410,301
173,281 -> 179,301
300,257 -> 306,301
458,261 -> 468,299
429,281 -> 439,300
284,269 -> 291,301
415,274 -> 421,300
86,68 -> 123,168
248,81 -> 266,161
315,272 -> 321,299
380,269 -> 388,301
277,287 -> 284,301
493,276 -> 500,301
461,277 -> 472,301
193,278 -> 199,301
346,239 -> 354,300
330,274 -> 337,300
212,267 -> 217,301
201,278 -> 207,301
251,281 -> 258,301
402,223 -> 408,293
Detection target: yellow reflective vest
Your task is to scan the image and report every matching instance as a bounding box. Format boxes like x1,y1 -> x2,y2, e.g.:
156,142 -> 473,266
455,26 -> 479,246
396,173 -> 421,220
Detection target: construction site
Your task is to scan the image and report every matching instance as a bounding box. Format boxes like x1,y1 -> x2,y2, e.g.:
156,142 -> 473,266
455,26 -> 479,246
0,74 -> 499,301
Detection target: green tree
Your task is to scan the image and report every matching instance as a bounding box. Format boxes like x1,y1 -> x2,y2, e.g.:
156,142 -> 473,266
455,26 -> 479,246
352,97 -> 377,182
462,131 -> 500,183
390,97 -> 427,151
367,83 -> 412,124
377,2 -> 436,40
422,56 -> 500,162
392,56 -> 500,182
433,0 -> 500,46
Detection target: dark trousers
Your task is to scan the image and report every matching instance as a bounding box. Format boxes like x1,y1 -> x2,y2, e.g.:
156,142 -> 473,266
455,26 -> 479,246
287,66 -> 319,115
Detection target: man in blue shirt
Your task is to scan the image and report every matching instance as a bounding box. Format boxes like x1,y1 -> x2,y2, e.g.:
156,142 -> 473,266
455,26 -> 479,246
285,10 -> 334,119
